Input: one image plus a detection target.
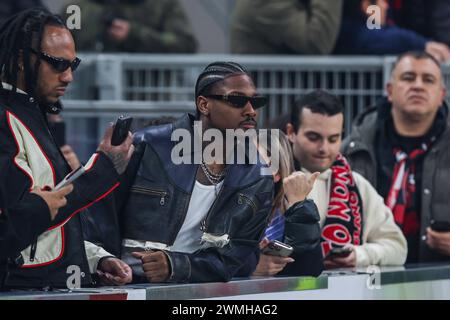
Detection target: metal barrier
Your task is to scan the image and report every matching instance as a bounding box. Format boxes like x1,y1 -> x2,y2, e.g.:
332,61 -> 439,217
120,55 -> 386,127
61,54 -> 450,160
64,54 -> 389,131
62,100 -> 195,161
2,264 -> 450,300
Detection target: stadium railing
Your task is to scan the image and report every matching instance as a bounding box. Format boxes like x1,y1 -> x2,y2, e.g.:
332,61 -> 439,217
62,54 -> 450,160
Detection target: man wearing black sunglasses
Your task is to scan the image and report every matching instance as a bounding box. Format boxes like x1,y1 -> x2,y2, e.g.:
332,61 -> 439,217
30,48 -> 81,74
28,41 -> 80,112
93,61 -> 277,284
203,94 -> 267,110
195,73 -> 267,133
0,8 -> 134,289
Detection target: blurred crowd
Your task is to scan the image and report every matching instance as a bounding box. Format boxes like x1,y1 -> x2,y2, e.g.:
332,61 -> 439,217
2,0 -> 450,61
231,0 -> 450,63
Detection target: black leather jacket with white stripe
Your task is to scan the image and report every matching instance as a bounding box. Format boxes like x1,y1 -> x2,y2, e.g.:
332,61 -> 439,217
0,88 -> 119,289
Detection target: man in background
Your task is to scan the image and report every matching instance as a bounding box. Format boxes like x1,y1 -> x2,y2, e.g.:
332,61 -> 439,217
343,51 -> 450,263
64,0 -> 198,53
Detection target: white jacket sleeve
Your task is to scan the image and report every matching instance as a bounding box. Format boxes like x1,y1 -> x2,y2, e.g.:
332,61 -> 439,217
84,240 -> 115,274
353,173 -> 408,267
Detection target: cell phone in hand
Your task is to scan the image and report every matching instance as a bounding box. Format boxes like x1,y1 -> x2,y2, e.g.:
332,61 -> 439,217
430,220 -> 450,232
261,240 -> 293,257
54,166 -> 85,190
326,247 -> 353,259
111,115 -> 133,146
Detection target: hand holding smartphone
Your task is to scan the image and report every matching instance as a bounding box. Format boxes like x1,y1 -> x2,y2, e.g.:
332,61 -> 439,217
430,220 -> 450,232
325,247 -> 353,259
111,115 -> 133,146
54,165 -> 85,190
261,240 -> 294,257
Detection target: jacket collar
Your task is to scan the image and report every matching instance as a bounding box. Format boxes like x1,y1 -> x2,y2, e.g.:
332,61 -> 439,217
345,97 -> 450,157
0,86 -> 39,113
0,83 -> 63,115
136,113 -> 271,193
379,97 -> 448,145
1,82 -> 27,95
354,97 -> 450,137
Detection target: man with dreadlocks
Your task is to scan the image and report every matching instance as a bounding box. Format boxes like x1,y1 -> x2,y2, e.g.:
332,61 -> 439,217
104,61 -> 283,283
0,8 -> 134,289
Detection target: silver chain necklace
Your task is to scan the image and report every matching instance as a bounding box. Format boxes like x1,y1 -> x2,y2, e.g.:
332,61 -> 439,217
200,161 -> 227,185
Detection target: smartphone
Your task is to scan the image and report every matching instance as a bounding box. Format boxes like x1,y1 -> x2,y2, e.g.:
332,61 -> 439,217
430,220 -> 450,232
326,247 -> 353,259
261,240 -> 293,257
111,115 -> 133,146
54,166 -> 86,190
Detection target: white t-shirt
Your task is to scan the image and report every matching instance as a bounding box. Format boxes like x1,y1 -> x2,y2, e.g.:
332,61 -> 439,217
170,180 -> 223,253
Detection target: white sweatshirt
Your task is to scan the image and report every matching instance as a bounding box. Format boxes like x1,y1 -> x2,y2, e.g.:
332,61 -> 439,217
306,169 -> 407,267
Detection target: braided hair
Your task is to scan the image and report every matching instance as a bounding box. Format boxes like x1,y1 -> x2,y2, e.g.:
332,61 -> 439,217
0,8 -> 66,96
194,61 -> 249,118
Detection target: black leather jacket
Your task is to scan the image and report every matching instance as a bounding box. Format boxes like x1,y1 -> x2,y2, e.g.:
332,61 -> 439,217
116,114 -> 274,283
0,88 -> 119,289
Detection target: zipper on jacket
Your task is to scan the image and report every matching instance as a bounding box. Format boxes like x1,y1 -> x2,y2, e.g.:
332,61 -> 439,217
34,104 -> 54,141
237,193 -> 257,214
200,185 -> 225,232
29,239 -> 38,262
130,186 -> 168,206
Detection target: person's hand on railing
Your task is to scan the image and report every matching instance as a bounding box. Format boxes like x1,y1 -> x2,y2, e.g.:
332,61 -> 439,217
324,246 -> 356,270
425,41 -> 450,63
97,257 -> 132,286
132,251 -> 170,282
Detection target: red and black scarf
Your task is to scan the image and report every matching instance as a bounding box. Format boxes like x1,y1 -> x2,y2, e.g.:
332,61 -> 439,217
321,154 -> 364,257
385,143 -> 430,236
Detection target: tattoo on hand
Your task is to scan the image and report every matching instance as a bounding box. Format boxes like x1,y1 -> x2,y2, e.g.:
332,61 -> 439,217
106,151 -> 127,174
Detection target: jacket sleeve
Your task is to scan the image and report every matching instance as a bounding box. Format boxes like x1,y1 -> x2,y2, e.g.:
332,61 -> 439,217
280,199 -> 324,277
163,187 -> 273,283
84,240 -> 115,274
353,173 -> 408,267
125,0 -> 198,53
0,113 -> 53,259
80,143 -> 146,258
49,151 -> 120,227
114,141 -> 146,216
356,26 -> 427,55
0,192 -> 51,260
250,0 -> 343,54
0,108 -> 120,235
